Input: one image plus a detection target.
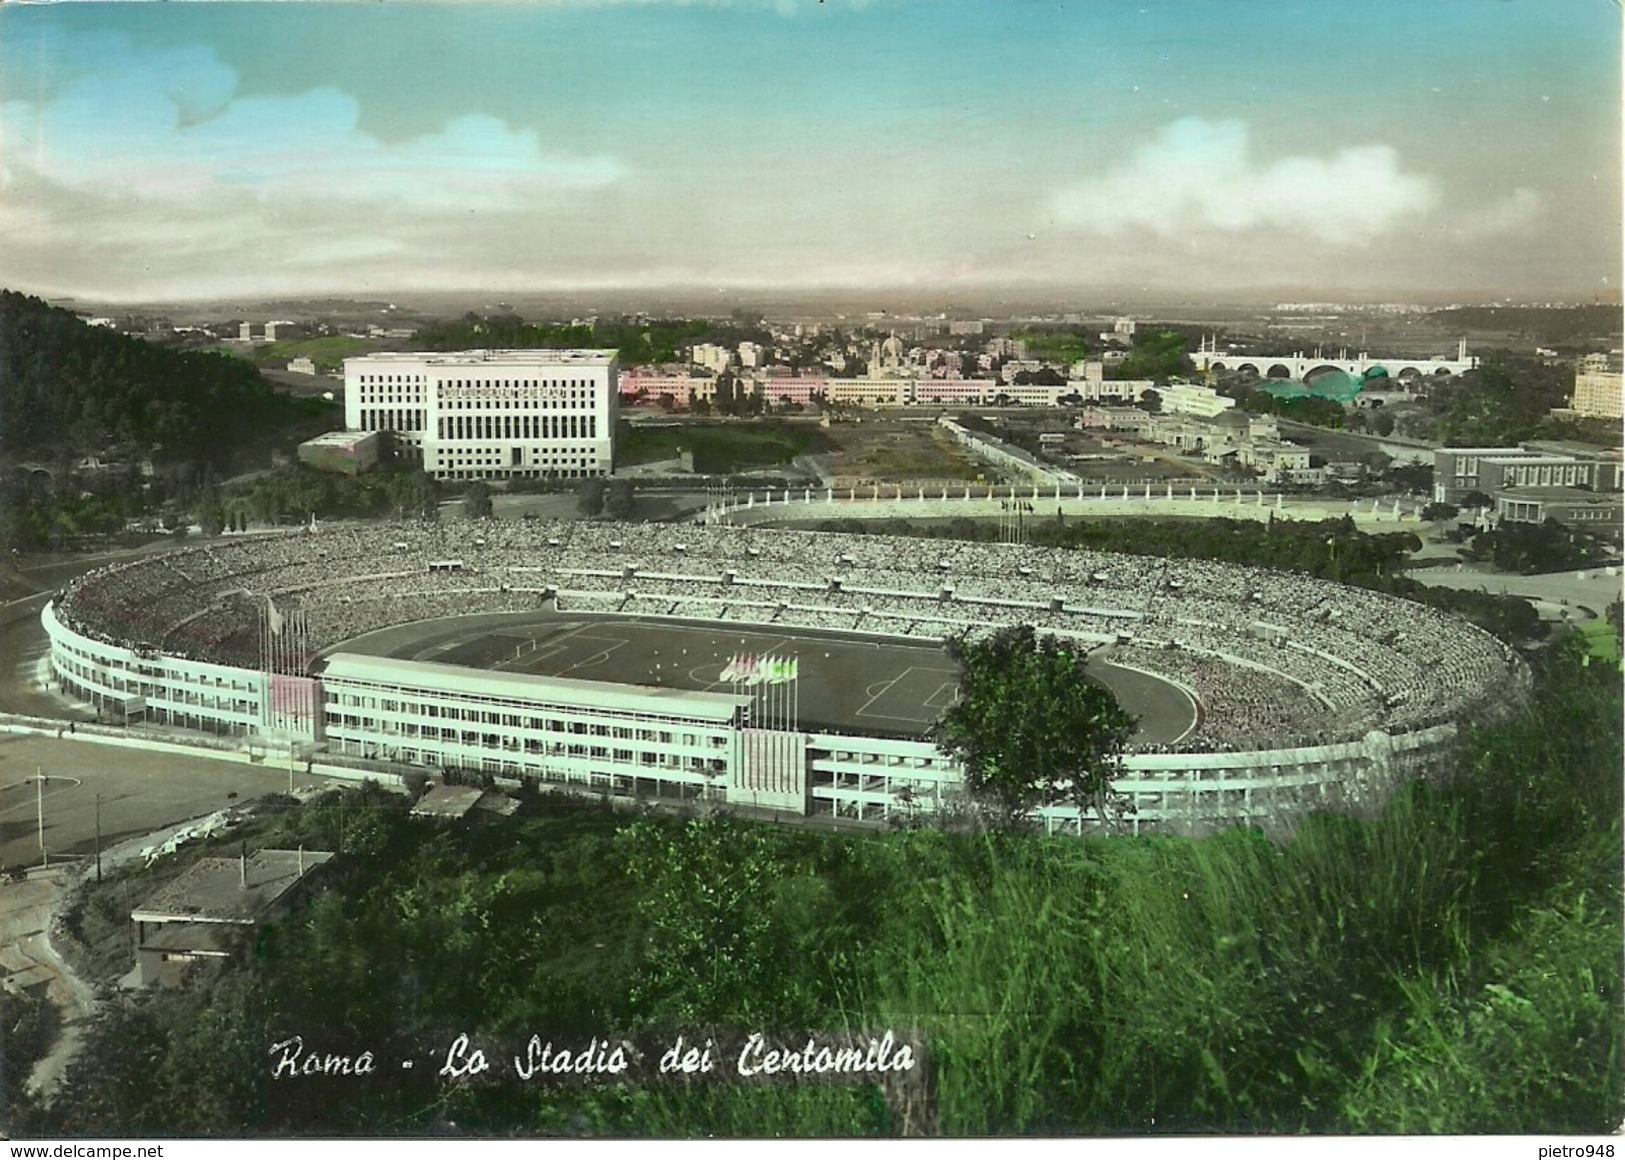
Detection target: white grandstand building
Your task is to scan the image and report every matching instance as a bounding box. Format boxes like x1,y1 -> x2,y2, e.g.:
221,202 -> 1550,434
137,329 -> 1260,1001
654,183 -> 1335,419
343,349 -> 619,481
43,521 -> 1525,836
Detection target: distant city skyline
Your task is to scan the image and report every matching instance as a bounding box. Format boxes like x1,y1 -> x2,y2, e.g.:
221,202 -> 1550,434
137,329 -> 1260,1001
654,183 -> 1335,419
0,0 -> 1618,304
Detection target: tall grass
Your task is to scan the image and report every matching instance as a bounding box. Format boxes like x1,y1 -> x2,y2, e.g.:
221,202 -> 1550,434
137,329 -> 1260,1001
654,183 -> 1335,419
860,645 -> 1622,1134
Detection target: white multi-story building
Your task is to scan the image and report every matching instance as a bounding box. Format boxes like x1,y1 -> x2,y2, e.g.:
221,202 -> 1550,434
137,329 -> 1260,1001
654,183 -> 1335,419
690,343 -> 733,374
1159,383 -> 1237,418
1568,353 -> 1623,420
344,349 -> 619,481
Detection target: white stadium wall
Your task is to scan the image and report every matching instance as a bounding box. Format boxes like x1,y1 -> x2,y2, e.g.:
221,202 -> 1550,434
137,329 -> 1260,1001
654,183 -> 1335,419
42,522 -> 1526,836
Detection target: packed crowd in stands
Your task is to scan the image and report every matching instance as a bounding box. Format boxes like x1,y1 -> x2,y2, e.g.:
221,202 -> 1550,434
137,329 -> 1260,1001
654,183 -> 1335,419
1110,644 -> 1343,750
54,518 -> 1525,752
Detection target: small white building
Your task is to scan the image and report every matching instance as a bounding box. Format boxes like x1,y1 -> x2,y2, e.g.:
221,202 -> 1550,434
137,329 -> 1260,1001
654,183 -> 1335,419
1159,384 -> 1237,419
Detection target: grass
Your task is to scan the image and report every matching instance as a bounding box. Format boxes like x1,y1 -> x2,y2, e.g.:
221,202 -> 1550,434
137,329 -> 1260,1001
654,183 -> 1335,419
854,431 -> 982,481
1011,330 -> 1091,364
1576,618 -> 1620,663
618,422 -> 829,473
253,336 -> 383,371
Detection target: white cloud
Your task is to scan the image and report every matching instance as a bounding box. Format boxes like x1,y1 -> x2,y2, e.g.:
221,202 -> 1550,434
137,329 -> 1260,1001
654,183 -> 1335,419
1051,117 -> 1440,246
0,38 -> 622,215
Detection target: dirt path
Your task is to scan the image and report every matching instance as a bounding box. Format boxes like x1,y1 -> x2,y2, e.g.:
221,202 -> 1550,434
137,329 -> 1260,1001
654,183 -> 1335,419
0,866 -> 99,1097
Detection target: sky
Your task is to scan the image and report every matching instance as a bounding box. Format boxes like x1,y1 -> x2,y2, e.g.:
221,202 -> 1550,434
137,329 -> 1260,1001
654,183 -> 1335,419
0,0 -> 1618,304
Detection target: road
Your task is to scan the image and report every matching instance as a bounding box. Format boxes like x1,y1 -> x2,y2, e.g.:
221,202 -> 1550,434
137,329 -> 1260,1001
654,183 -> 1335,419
1407,563 -> 1624,620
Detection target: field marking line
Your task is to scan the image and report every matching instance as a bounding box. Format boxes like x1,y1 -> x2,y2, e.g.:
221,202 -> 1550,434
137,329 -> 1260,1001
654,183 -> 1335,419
855,666 -> 913,718
559,641 -> 626,675
527,643 -> 570,666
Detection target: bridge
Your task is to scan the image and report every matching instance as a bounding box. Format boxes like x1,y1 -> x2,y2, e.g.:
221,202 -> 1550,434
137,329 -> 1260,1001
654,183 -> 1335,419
1195,336 -> 1478,381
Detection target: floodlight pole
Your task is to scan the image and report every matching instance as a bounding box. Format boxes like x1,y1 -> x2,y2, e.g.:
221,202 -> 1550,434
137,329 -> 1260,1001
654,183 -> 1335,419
95,793 -> 103,883
33,767 -> 47,868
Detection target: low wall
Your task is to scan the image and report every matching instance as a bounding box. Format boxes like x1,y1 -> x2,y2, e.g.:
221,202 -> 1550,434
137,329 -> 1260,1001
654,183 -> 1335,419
708,492 -> 1420,528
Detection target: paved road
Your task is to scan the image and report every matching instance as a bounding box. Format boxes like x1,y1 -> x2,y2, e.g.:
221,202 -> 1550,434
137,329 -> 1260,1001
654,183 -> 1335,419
1408,564 -> 1624,619
0,735 -> 345,871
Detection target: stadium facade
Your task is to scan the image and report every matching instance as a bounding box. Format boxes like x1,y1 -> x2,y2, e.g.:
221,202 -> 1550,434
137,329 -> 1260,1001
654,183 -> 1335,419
343,349 -> 619,481
41,522 -> 1525,836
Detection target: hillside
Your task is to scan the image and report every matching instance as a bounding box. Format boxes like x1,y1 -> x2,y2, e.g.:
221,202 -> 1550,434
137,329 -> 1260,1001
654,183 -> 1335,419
0,290 -> 317,470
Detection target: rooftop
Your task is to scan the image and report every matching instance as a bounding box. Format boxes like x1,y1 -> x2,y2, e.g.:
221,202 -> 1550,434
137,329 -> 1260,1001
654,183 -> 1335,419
409,783 -> 486,820
348,349 -> 618,367
319,652 -> 753,722
131,848 -> 335,926
1521,440 -> 1622,461
300,430 -> 379,449
1496,486 -> 1622,503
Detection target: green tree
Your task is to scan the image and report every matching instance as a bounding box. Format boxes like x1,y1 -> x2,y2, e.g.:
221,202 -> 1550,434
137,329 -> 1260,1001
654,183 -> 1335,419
577,477 -> 606,517
932,625 -> 1137,827
604,478 -> 635,520
1387,463 -> 1434,495
196,477 -> 226,537
1421,502 -> 1459,523
462,480 -> 493,520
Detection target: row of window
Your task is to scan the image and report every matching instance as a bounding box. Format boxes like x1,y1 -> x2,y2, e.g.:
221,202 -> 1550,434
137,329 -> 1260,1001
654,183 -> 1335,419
330,689 -> 728,742
435,378 -> 600,397
55,659 -> 258,717
436,414 -> 599,441
327,726 -> 723,772
439,390 -> 597,408
437,467 -> 606,480
54,638 -> 258,693
360,408 -> 425,433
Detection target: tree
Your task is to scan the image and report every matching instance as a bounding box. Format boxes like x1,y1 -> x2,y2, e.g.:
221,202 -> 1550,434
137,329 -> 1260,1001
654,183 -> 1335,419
1459,490 -> 1494,511
1372,410 -> 1396,437
1388,463 -> 1434,495
1138,388 -> 1162,413
196,481 -> 225,537
576,477 -> 605,517
932,625 -> 1137,827
462,480 -> 492,520
1362,450 -> 1394,476
604,478 -> 635,520
1421,502 -> 1460,524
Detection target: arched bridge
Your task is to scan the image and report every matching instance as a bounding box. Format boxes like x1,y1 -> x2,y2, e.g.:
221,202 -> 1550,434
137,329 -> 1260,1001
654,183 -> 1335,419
1195,337 -> 1479,382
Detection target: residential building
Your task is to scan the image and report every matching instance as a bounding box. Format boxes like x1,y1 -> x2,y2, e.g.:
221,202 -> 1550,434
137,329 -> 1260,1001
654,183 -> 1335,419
1566,353 -> 1623,420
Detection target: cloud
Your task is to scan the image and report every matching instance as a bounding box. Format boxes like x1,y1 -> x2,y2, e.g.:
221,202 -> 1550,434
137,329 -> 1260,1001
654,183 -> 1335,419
1051,117 -> 1440,246
1451,187 -> 1544,241
0,36 -> 622,215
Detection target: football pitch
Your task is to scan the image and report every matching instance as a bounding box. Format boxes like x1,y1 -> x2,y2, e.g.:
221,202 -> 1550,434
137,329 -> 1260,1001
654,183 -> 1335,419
353,611 -> 1195,743
426,617 -> 958,737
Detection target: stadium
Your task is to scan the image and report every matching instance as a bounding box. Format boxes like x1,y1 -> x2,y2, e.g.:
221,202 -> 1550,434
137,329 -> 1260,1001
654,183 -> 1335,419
42,519 -> 1527,836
